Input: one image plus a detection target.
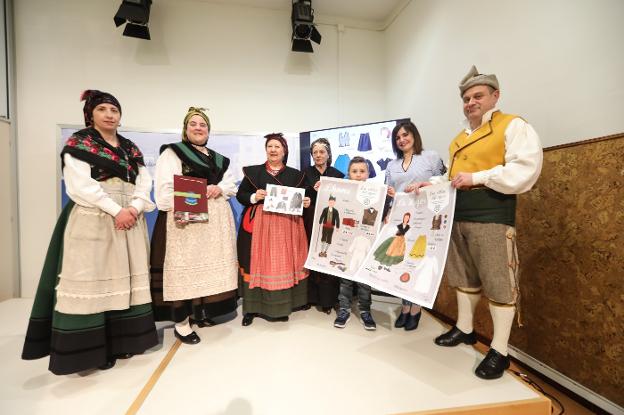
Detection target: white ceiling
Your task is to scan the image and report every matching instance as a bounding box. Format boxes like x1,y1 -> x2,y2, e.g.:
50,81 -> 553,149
194,0 -> 408,27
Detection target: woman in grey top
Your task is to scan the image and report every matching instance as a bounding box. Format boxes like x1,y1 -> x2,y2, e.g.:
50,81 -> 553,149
385,121 -> 446,330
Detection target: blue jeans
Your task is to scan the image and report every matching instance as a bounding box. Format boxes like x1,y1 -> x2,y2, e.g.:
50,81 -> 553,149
338,278 -> 372,312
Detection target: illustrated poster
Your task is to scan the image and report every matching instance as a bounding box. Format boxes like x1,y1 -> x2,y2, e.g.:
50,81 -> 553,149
263,184 -> 305,216
304,177 -> 386,278
355,183 -> 456,308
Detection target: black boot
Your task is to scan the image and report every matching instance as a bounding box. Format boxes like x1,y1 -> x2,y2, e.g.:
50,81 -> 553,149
434,326 -> 477,347
475,348 -> 510,379
394,312 -> 408,328
404,311 -> 421,331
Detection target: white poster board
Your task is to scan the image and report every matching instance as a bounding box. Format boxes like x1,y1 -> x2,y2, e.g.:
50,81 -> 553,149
304,177 -> 387,277
264,184 -> 305,216
355,183 -> 456,308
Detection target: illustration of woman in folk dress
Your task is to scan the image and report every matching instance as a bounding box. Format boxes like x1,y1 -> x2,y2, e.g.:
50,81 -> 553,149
373,212 -> 411,271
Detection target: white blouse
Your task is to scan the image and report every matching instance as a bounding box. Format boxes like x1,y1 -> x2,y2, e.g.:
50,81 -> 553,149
63,153 -> 155,217
154,147 -> 237,212
432,108 -> 543,194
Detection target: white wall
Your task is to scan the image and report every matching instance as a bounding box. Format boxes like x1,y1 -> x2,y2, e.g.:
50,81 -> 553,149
0,119 -> 17,301
385,0 -> 624,158
15,0 -> 385,297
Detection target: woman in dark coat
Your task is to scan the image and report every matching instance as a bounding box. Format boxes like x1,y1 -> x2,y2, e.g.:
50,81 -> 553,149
302,138 -> 344,313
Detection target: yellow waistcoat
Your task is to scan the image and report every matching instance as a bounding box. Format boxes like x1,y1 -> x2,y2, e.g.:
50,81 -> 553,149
448,111 -> 518,178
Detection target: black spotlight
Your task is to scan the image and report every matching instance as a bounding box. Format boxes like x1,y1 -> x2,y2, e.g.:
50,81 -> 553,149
114,0 -> 152,40
291,0 -> 321,53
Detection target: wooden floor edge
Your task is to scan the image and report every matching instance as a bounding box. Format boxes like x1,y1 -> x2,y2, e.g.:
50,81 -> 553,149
394,396 -> 551,415
125,339 -> 182,415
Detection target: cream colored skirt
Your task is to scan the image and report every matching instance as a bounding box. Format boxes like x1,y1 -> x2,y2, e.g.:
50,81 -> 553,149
55,178 -> 152,315
162,196 -> 238,301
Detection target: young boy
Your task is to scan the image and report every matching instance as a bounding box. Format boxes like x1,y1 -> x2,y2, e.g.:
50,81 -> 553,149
334,156 -> 377,330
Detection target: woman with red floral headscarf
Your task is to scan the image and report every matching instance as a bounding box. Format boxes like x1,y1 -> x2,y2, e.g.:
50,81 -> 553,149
22,90 -> 158,375
236,133 -> 311,326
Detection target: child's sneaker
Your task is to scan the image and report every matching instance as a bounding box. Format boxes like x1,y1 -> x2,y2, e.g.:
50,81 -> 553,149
334,309 -> 351,328
360,311 -> 377,331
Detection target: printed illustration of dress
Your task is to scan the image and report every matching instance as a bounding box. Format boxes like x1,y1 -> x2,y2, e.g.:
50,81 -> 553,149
290,192 -> 303,210
373,223 -> 410,266
409,235 -> 427,259
338,131 -> 350,147
412,256 -> 439,294
333,154 -> 351,176
365,158 -> 377,178
377,157 -> 391,170
347,235 -> 371,271
357,132 -> 372,151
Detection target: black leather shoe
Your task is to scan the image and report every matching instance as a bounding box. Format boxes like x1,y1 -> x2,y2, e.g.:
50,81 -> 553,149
190,317 -> 216,328
434,326 -> 477,347
394,312 -> 408,328
475,348 -> 510,379
98,359 -> 116,370
242,313 -> 255,326
174,329 -> 201,345
404,312 -> 421,331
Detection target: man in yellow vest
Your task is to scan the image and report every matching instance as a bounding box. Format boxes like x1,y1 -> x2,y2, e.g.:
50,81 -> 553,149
409,66 -> 543,379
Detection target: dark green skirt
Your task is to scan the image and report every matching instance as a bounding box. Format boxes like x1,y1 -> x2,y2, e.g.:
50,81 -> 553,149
22,201 -> 159,375
240,278 -> 308,318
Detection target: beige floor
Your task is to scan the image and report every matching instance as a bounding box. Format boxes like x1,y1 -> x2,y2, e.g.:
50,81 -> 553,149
2,298 -> 548,414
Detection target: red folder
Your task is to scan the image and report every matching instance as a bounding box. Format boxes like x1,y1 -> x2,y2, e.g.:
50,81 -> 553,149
173,175 -> 207,213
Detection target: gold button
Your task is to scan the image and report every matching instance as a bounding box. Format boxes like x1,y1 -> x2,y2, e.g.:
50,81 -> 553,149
463,155 -> 468,160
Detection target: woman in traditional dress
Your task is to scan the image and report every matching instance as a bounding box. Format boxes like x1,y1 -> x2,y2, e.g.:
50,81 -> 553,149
302,138 -> 344,313
22,90 -> 158,374
237,133 -> 311,326
384,120 -> 446,330
150,107 -> 238,344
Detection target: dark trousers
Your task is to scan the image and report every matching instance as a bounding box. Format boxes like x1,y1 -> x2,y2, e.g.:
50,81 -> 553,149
338,278 -> 372,312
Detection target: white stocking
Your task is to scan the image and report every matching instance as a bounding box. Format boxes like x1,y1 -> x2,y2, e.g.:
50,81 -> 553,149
455,288 -> 481,334
175,317 -> 193,336
489,302 -> 515,356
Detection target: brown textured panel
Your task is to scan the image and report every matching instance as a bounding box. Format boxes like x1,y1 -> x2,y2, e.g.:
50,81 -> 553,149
433,133 -> 624,407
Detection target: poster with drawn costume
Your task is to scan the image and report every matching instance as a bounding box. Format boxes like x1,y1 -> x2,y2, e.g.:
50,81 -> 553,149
355,183 -> 456,308
264,184 -> 305,216
304,177 -> 386,278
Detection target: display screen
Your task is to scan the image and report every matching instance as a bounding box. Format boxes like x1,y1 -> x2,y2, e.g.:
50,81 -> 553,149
299,118 -> 410,183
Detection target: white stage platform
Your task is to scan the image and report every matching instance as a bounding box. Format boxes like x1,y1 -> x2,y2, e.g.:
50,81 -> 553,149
0,298 -> 549,414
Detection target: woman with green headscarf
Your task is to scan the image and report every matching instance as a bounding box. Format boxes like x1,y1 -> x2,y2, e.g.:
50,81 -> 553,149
150,107 -> 238,344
